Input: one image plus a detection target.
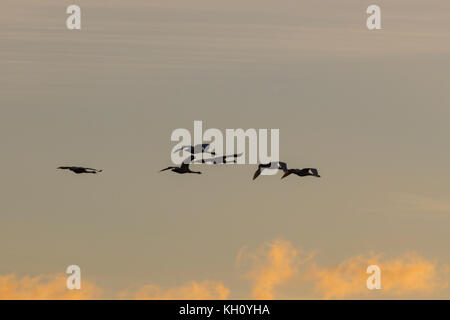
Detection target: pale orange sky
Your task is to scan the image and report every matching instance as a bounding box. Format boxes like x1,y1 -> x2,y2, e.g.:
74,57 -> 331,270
0,0 -> 449,299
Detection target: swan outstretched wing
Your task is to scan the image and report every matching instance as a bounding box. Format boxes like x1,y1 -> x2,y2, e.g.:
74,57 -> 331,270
253,168 -> 262,180
173,145 -> 190,153
278,162 -> 288,172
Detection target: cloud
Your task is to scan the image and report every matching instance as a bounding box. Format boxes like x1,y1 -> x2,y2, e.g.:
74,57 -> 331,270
239,239 -> 313,299
238,240 -> 448,299
309,252 -> 448,299
0,273 -> 228,300
121,281 -> 230,300
0,273 -> 102,300
1,240 -> 448,299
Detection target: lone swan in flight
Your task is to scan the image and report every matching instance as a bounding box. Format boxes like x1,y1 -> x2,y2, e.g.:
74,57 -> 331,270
253,162 -> 320,180
281,168 -> 321,179
194,153 -> 243,165
160,156 -> 201,175
173,143 -> 215,155
253,162 -> 288,180
57,166 -> 102,174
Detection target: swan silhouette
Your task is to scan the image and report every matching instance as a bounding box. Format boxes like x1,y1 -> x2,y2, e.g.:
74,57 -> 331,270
253,162 -> 287,180
160,156 -> 201,174
57,166 -> 102,174
281,167 -> 320,179
173,143 -> 215,155
253,162 -> 320,180
193,153 -> 243,165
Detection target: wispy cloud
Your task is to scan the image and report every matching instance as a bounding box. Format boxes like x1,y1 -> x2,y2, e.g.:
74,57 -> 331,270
396,193 -> 450,214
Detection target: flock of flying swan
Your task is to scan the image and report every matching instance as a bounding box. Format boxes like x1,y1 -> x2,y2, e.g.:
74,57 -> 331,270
57,143 -> 321,180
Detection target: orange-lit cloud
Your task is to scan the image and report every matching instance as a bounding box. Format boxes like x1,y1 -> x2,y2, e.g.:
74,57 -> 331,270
121,281 -> 230,300
0,273 -> 102,300
238,240 -> 448,299
239,239 -> 313,299
309,252 -> 448,299
1,241 -> 448,299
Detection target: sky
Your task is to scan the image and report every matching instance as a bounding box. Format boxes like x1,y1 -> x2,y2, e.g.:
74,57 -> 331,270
0,0 -> 449,299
